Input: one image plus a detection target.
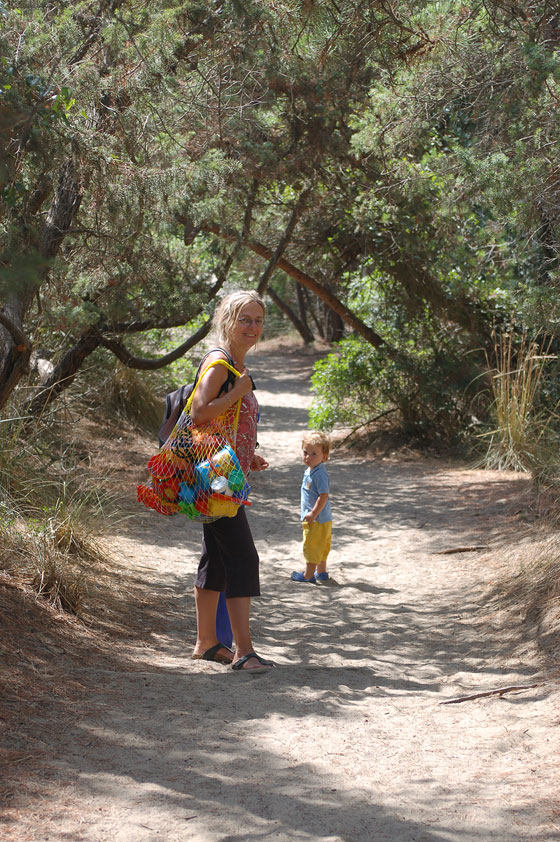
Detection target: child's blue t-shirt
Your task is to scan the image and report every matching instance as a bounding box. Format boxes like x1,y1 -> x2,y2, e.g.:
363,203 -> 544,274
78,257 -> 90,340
301,463 -> 332,523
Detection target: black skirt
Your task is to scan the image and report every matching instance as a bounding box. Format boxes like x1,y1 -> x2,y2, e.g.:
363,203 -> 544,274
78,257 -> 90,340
195,507 -> 260,598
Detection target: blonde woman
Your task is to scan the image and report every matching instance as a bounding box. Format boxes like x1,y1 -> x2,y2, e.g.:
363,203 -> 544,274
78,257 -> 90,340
190,290 -> 273,673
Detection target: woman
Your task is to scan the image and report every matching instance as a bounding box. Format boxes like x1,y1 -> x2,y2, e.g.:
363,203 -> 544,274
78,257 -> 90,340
189,290 -> 272,673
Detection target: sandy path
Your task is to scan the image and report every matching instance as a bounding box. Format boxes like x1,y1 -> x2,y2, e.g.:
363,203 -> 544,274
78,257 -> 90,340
7,348 -> 560,841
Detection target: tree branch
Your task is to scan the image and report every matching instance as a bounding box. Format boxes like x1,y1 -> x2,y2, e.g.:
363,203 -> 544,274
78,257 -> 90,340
98,320 -> 212,370
23,327 -> 102,419
0,312 -> 31,350
439,683 -> 542,705
266,285 -> 314,344
201,221 -> 388,350
256,184 -> 312,295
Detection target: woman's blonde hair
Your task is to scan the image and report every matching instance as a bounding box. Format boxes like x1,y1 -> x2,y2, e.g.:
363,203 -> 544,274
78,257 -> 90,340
302,431 -> 331,458
212,290 -> 266,345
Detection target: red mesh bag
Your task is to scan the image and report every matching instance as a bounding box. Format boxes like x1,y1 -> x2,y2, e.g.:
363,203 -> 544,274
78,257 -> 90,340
137,359 -> 251,523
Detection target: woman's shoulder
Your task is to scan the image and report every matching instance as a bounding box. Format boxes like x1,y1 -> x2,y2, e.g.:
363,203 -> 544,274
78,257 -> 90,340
197,348 -> 234,377
200,347 -> 232,365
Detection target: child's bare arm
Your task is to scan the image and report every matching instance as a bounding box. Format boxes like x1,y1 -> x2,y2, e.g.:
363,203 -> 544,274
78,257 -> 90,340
303,492 -> 329,523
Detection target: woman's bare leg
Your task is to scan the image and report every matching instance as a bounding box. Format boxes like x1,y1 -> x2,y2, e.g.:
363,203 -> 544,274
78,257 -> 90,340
193,586 -> 227,657
227,596 -> 272,670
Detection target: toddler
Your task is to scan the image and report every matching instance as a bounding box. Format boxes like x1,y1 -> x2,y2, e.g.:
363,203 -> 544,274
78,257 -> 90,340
291,431 -> 332,584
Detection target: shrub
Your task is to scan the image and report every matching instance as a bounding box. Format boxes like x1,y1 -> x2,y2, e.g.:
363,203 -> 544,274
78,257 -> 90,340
309,334 -> 480,446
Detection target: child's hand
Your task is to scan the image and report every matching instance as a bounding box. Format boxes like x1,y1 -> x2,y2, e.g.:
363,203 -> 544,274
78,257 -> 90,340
303,511 -> 314,523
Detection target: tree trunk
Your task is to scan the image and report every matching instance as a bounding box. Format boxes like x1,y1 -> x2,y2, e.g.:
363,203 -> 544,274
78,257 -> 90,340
0,159 -> 83,410
304,289 -> 325,339
295,282 -> 312,337
23,328 -> 102,419
322,297 -> 344,342
256,186 -> 311,295
266,286 -> 314,344
0,305 -> 33,411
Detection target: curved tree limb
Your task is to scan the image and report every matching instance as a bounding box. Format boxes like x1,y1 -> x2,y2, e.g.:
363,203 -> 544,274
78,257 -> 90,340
200,221 -> 387,350
256,184 -> 312,295
24,327 -> 102,419
0,312 -> 31,350
98,320 -> 212,370
23,179 -> 261,418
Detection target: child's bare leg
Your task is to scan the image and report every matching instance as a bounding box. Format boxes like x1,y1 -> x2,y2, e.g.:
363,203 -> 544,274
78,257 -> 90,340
316,560 -> 327,575
304,563 -> 316,580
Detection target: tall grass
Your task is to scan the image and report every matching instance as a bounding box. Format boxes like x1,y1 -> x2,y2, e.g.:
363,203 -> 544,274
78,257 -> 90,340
102,363 -> 163,431
481,330 -> 559,477
0,412 -> 115,614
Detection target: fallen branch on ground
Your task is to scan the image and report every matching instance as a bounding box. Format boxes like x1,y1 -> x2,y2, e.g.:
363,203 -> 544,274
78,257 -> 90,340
338,409 -> 399,447
439,683 -> 541,705
432,546 -> 490,554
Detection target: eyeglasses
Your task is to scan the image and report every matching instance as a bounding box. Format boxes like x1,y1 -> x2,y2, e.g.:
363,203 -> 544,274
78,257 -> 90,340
237,316 -> 264,327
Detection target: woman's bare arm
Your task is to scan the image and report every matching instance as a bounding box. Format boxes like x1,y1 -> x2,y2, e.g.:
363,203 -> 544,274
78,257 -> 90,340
190,354 -> 253,424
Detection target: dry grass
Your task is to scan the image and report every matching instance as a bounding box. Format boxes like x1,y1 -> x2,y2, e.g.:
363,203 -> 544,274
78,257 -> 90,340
481,329 -> 559,474
102,362 -> 163,432
483,532 -> 560,671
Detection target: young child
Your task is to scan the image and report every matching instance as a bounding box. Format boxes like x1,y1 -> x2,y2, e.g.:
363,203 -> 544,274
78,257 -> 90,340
291,431 -> 332,584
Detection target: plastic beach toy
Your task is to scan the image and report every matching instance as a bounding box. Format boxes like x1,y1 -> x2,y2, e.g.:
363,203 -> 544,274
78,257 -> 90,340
207,496 -> 239,518
210,444 -> 241,475
194,460 -> 212,490
211,475 -> 232,496
228,467 -> 245,491
178,482 -> 196,504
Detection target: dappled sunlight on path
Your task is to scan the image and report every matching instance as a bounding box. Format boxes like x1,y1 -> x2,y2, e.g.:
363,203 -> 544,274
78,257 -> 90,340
4,346 -> 559,842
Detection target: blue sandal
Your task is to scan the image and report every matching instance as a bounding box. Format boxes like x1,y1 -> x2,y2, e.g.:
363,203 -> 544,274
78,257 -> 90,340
290,571 -> 315,583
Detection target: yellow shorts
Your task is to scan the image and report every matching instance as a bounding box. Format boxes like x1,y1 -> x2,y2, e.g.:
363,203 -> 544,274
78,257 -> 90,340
302,520 -> 332,566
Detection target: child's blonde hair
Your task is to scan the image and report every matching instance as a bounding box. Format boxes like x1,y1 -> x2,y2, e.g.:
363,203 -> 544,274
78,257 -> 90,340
302,431 -> 331,459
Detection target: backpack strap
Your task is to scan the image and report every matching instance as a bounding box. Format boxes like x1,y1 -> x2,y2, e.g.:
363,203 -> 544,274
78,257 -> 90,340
158,350 -> 237,448
194,347 -> 237,395
186,358 -> 243,431
159,382 -> 193,447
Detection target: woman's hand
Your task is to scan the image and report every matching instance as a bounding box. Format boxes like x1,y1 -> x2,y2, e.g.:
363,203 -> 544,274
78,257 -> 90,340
250,453 -> 269,472
234,368 -> 254,399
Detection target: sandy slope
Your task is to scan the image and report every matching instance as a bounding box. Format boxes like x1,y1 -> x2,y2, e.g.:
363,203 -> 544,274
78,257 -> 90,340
3,346 -> 560,842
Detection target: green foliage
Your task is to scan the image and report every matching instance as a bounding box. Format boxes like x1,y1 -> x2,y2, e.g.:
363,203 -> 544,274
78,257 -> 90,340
309,332 -> 481,445
310,336 -> 386,430
2,0 -> 560,468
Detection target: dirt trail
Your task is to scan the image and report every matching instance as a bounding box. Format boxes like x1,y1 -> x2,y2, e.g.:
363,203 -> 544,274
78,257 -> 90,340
5,348 -> 560,842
